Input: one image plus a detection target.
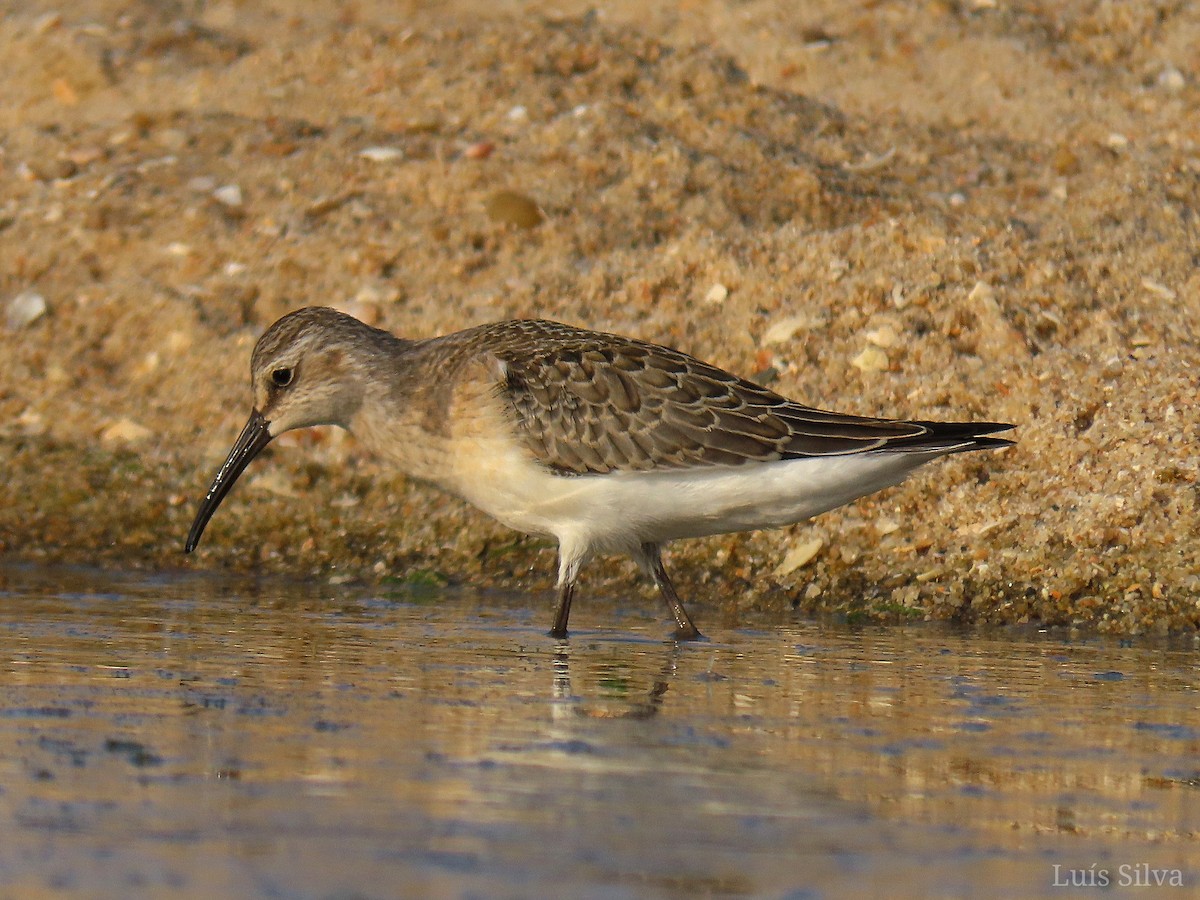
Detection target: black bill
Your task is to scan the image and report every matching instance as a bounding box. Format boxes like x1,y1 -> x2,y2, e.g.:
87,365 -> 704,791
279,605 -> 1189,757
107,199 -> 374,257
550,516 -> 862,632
185,409 -> 273,552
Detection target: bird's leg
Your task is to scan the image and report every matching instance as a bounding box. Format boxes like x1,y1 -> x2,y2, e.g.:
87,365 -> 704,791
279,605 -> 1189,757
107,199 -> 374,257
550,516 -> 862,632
642,543 -> 702,641
550,579 -> 575,639
550,544 -> 587,639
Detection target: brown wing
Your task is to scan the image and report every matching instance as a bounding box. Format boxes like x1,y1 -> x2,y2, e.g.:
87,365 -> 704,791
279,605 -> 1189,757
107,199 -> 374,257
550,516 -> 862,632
483,320 -> 958,476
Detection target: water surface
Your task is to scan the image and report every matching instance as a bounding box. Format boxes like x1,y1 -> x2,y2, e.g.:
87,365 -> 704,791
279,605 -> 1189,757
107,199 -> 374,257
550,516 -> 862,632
0,565 -> 1196,897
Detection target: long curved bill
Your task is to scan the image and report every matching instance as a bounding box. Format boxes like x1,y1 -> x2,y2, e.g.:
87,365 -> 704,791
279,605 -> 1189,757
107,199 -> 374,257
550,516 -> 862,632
185,409 -> 273,553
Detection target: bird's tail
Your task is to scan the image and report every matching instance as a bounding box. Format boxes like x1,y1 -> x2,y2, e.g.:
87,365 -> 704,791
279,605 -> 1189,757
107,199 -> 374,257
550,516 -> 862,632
880,421 -> 1015,455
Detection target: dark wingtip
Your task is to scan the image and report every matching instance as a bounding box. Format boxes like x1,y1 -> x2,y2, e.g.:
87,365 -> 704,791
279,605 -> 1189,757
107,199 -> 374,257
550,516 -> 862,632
961,422 -> 1016,452
970,436 -> 1017,451
883,420 -> 1017,455
965,422 -> 1017,437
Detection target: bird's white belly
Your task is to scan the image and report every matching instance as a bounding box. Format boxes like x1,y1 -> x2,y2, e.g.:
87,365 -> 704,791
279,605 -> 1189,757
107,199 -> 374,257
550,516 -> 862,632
452,442 -> 937,553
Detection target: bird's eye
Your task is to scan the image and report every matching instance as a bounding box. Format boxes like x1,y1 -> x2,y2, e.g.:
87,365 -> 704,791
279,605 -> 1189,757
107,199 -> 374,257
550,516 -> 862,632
271,367 -> 294,387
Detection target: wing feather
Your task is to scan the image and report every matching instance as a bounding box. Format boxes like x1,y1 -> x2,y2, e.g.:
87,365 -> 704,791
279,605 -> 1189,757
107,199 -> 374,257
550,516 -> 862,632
471,320 -> 1004,475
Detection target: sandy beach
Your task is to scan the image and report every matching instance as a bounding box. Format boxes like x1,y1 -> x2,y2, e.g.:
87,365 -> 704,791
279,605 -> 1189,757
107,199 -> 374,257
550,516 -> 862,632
2,0 -> 1199,633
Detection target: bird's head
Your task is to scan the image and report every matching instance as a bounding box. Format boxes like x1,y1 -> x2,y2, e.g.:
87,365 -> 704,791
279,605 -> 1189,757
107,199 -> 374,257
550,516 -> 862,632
184,306 -> 384,553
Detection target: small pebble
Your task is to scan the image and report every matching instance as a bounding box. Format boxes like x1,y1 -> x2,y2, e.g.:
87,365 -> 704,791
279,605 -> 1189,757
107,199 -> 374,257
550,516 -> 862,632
16,409 -> 46,435
762,315 -> 808,345
1158,66 -> 1186,93
100,418 -> 153,445
154,128 -> 189,151
844,147 -> 895,172
336,300 -> 382,326
248,470 -> 299,498
464,142 -> 495,160
52,78 -> 79,106
968,281 -> 995,304
866,324 -> 899,349
65,145 -> 104,168
1052,145 -> 1081,175
486,190 -> 543,229
774,538 -> 824,577
21,158 -> 76,182
133,351 -> 160,378
34,11 -> 62,33
212,184 -> 243,207
7,291 -> 47,330
188,176 -> 218,193
1141,278 -> 1175,300
359,146 -> 404,162
704,283 -> 729,305
165,330 -> 193,353
851,346 -> 889,373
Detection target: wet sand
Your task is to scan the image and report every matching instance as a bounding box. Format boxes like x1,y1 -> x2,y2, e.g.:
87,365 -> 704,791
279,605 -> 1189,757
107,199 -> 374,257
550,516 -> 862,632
2,2 -> 1200,632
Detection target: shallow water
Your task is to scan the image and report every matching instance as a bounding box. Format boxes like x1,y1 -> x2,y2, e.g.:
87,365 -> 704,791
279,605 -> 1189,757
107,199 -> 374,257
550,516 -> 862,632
0,565 -> 1197,898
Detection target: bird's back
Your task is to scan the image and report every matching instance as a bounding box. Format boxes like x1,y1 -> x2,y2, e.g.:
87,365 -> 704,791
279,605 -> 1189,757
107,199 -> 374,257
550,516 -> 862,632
433,319 -> 1012,478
